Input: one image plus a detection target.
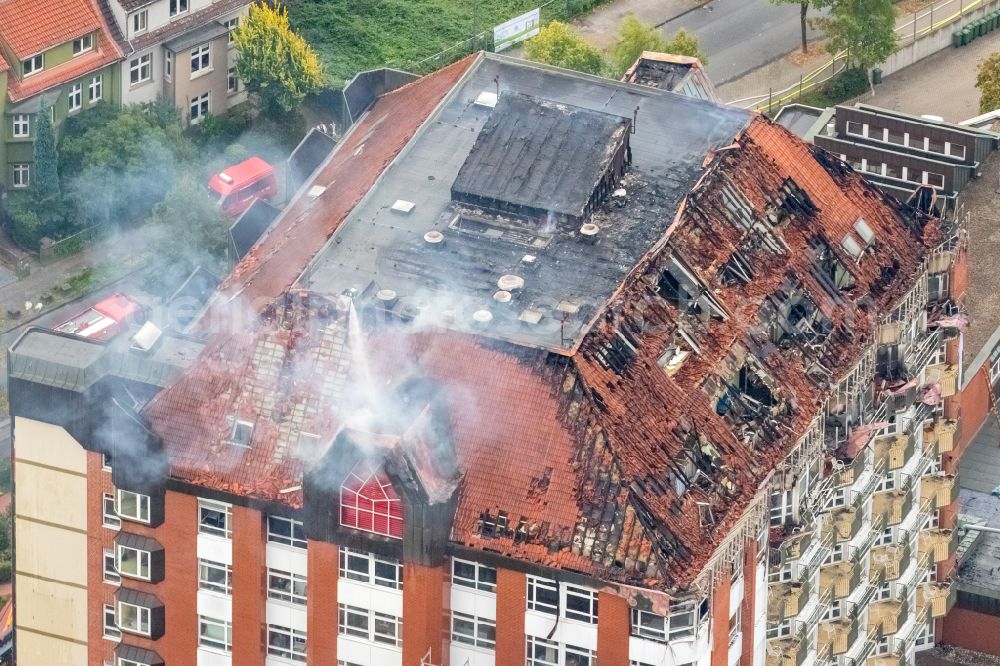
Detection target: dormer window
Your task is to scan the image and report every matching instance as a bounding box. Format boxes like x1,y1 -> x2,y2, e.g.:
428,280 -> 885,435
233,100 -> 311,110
340,462 -> 404,539
22,54 -> 42,77
230,419 -> 253,447
73,34 -> 93,56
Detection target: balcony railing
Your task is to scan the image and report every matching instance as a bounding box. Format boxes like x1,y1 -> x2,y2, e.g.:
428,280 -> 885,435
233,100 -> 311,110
849,626 -> 883,666
870,541 -> 911,583
908,327 -> 944,378
873,486 -> 914,527
833,453 -> 869,489
868,595 -> 909,636
821,559 -> 861,601
923,418 -> 958,456
873,434 -> 915,472
851,459 -> 886,507
825,506 -> 865,544
916,580 -> 957,619
921,472 -> 959,511
819,615 -> 860,658
852,514 -> 886,561
919,527 -> 958,564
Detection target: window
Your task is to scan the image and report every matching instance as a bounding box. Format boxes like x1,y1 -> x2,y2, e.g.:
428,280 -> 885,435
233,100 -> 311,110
886,128 -> 906,146
132,10 -> 147,34
199,559 -> 232,594
564,585 -> 598,624
373,611 -> 402,646
527,636 -> 559,666
117,490 -> 150,523
728,609 -> 741,644
947,143 -> 967,160
268,514 -> 307,548
927,137 -> 946,154
130,54 -> 151,85
268,569 -> 307,605
630,601 -> 705,643
230,418 -> 252,446
340,461 -> 404,538
103,453 -> 113,470
199,499 -> 231,538
88,75 -> 103,102
338,604 -> 368,639
769,488 -> 793,526
928,271 -> 949,303
164,52 -> 172,82
926,172 -> 945,188
170,0 -> 189,16
228,67 -> 238,93
12,114 -> 29,138
73,34 -> 94,55
527,576 -> 559,615
104,604 -> 120,639
199,615 -> 232,652
452,558 -> 496,593
268,624 -> 306,662
338,547 -> 403,589
117,601 -> 150,635
874,527 -> 893,548
190,44 -> 211,74
23,54 -> 43,77
103,493 -> 121,528
991,345 -> 1000,386
69,83 -> 82,112
224,18 -> 239,44
117,544 -> 150,580
104,549 -> 120,584
11,164 -> 28,188
452,611 -> 495,650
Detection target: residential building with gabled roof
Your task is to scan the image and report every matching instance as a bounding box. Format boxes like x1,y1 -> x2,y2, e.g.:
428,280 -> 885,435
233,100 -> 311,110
6,52 -> 973,666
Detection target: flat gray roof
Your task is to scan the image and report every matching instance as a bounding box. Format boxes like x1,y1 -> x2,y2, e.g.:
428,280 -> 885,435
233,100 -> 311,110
298,54 -> 751,353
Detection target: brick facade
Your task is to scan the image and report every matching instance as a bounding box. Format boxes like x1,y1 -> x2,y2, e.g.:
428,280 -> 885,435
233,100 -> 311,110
494,568 -> 526,666
306,540 -> 338,665
596,590 -> 630,664
231,505 -> 265,666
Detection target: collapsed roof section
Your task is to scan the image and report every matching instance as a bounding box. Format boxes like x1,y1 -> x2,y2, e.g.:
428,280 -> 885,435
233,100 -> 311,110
141,52 -> 932,588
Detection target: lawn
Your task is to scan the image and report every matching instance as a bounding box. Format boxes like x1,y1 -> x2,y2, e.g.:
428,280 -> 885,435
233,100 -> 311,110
286,0 -> 608,83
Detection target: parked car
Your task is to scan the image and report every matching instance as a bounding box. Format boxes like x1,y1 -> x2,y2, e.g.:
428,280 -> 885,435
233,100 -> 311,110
207,156 -> 279,218
54,293 -> 144,341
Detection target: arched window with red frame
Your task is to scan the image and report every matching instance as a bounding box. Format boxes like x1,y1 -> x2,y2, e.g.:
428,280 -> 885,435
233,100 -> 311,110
340,461 -> 404,539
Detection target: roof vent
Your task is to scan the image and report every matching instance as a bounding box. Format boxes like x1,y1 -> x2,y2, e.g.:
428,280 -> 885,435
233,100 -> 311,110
391,199 -> 415,214
130,321 -> 162,353
580,223 -> 600,242
376,289 -> 398,307
519,308 -> 543,325
423,230 -> 444,246
853,218 -> 875,245
497,274 -> 524,291
612,188 -> 627,198
218,172 -> 233,184
841,234 -> 863,260
307,185 -> 327,198
472,309 -> 493,325
474,91 -> 499,108
494,290 -> 512,303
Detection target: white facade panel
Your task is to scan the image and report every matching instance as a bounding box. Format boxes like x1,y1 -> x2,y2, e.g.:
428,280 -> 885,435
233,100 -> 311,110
524,610 -> 597,651
266,599 -> 308,633
337,636 -> 403,666
729,575 -> 745,612
337,578 -> 403,617
197,647 -> 232,666
266,542 -> 308,576
450,586 -> 497,622
198,532 -> 233,565
450,646 -> 497,666
198,590 -> 233,622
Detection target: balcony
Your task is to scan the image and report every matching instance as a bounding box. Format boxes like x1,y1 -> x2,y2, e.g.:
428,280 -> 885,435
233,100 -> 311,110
867,653 -> 906,666
916,580 -> 956,619
825,506 -> 864,544
873,434 -> 915,472
766,634 -> 809,666
925,363 -> 959,398
868,596 -> 909,636
921,472 -> 959,510
918,527 -> 958,564
818,616 -> 859,657
833,453 -> 868,489
870,542 -> 911,582
767,580 -> 810,623
779,529 -> 815,562
820,559 -> 861,601
923,418 -> 958,456
872,486 -> 913,527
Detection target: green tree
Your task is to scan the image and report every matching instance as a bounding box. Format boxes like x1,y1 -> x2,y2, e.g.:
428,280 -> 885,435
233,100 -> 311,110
524,21 -> 605,75
817,0 -> 896,69
976,52 -> 1000,113
33,104 -> 61,205
59,105 -> 193,226
610,16 -> 707,76
770,0 -> 829,53
233,1 -> 325,115
148,175 -> 230,289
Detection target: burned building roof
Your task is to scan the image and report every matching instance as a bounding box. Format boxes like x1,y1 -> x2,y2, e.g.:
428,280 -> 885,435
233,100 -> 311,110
450,92 -> 632,221
130,53 -> 936,593
622,52 -> 720,103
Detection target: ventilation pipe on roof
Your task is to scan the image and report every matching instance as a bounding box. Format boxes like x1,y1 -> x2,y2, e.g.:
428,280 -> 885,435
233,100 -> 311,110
494,290 -> 512,303
580,223 -> 600,243
472,309 -> 493,327
424,230 -> 445,247
497,274 -> 524,291
633,105 -> 640,134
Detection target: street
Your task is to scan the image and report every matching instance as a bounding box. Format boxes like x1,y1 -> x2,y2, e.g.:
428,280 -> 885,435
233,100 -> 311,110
660,0 -> 824,84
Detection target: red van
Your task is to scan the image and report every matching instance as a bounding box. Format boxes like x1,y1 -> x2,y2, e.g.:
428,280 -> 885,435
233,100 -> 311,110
207,156 -> 279,217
